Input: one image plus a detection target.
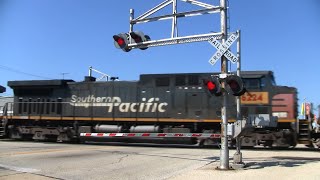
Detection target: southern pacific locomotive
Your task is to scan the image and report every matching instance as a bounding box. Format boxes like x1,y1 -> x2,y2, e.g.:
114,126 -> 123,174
1,71 -> 319,148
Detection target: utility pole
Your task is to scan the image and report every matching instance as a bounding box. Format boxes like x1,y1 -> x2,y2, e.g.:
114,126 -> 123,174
61,73 -> 69,80
219,0 -> 229,170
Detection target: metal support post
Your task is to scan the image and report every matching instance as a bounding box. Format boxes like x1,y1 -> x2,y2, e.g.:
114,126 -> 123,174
236,30 -> 241,120
130,9 -> 134,32
231,30 -> 245,169
171,0 -> 178,38
218,0 -> 229,170
127,0 -> 222,49
235,29 -> 242,160
129,9 -> 134,44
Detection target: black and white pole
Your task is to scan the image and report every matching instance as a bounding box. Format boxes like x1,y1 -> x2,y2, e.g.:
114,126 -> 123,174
219,0 -> 229,170
232,30 -> 245,168
236,30 -> 242,159
129,9 -> 134,42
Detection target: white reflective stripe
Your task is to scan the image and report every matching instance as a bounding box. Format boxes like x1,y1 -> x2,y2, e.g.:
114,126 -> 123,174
80,133 -> 221,138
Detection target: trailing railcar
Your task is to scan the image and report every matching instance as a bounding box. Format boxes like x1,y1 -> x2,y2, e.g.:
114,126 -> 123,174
1,70 -> 315,148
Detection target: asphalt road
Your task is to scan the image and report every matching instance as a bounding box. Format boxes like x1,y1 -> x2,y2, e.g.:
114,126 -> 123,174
0,140 -> 319,180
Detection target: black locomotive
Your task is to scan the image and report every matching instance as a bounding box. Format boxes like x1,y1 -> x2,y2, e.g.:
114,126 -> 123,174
2,70 -> 318,148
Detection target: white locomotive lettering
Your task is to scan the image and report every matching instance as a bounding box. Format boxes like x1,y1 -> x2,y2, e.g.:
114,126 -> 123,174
70,95 -> 168,113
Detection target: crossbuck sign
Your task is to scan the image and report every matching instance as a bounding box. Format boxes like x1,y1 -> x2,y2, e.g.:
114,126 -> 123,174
208,33 -> 239,66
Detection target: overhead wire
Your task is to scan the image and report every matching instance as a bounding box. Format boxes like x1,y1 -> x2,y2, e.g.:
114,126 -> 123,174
0,65 -> 53,80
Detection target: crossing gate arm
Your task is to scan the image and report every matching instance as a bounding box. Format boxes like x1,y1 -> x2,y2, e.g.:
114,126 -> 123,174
80,133 -> 221,139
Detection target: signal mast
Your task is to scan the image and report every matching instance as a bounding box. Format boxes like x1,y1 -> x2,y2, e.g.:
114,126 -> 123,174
112,0 -> 243,170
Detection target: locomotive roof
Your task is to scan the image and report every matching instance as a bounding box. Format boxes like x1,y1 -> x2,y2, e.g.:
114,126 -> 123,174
7,71 -> 274,88
8,79 -> 74,87
140,70 -> 273,79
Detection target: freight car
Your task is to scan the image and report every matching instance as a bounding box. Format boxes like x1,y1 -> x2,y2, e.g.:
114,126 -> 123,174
1,71 -> 319,148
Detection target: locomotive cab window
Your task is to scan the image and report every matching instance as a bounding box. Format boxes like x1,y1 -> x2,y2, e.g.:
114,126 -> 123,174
260,77 -> 267,87
244,78 -> 260,89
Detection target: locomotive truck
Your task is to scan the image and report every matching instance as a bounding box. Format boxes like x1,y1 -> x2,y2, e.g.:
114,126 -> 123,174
0,71 -> 319,148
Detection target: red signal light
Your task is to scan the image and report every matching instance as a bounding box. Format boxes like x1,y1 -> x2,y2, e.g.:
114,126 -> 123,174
113,35 -> 126,48
203,76 -> 221,96
116,38 -> 125,46
113,33 -> 131,52
207,81 -> 216,90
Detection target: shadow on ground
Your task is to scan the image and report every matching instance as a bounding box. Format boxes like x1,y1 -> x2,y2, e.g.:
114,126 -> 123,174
244,156 -> 320,169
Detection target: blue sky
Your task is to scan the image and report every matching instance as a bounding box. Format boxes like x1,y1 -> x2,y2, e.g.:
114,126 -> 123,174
1,0 -> 320,114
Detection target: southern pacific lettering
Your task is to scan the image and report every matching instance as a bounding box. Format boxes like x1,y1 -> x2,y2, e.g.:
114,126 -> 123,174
70,95 -> 168,113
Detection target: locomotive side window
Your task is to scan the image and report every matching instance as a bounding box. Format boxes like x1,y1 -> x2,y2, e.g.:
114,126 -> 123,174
156,77 -> 170,86
175,75 -> 186,86
188,75 -> 199,85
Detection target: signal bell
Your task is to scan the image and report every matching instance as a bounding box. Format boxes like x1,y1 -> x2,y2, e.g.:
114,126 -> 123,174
225,75 -> 246,96
203,76 -> 222,96
113,31 -> 151,52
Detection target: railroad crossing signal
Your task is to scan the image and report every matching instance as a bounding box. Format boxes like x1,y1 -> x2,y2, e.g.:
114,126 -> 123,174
113,31 -> 151,52
225,75 -> 246,96
203,74 -> 246,97
129,31 -> 151,50
113,33 -> 131,52
208,33 -> 239,65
